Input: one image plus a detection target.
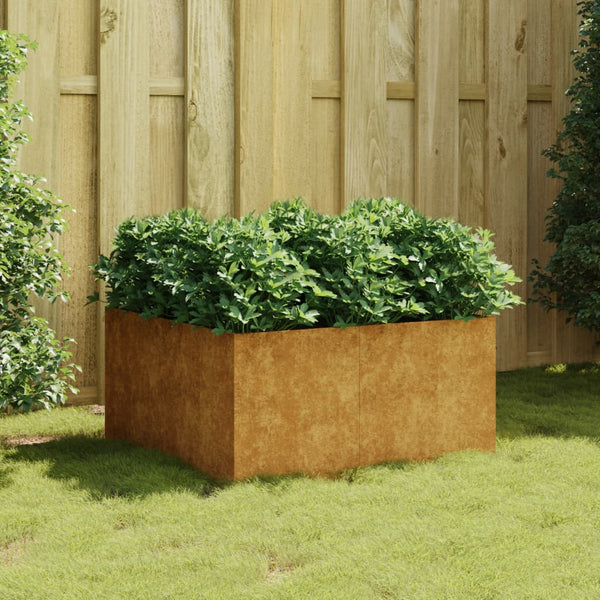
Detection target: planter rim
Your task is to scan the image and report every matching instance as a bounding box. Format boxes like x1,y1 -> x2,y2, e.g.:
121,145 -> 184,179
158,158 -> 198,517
107,308 -> 495,338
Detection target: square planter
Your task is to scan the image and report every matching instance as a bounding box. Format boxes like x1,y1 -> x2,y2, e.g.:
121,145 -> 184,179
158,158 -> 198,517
105,309 -> 496,480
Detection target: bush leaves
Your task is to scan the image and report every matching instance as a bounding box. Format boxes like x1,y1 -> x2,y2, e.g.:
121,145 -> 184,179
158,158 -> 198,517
93,198 -> 521,334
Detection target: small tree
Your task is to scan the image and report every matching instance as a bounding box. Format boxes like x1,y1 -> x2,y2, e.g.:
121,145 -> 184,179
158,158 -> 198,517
530,0 -> 600,331
0,31 -> 78,412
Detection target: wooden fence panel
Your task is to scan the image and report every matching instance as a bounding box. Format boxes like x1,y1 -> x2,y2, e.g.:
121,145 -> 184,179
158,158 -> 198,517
415,0 -> 460,219
98,1 -> 150,402
3,0 -> 600,404
150,0 -> 185,217
487,0 -> 529,371
272,0 -> 312,204
309,0 -> 341,215
186,0 -> 234,219
386,0 -> 415,206
458,0 -> 485,229
57,0 -> 97,402
342,0 -> 387,207
527,0 -> 555,366
235,0 -> 274,216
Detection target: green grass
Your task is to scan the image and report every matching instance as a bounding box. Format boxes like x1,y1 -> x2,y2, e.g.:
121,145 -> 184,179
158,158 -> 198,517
1,364 -> 600,599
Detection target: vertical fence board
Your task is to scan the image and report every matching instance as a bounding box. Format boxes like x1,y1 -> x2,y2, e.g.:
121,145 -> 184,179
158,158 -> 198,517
186,0 -> 234,219
526,0 -> 554,365
7,1 -> 61,332
415,0 -> 460,219
60,95 -> 98,392
310,0 -> 341,214
458,0 -> 485,228
98,1 -> 150,402
527,102 -> 555,365
151,0 -> 184,79
460,0 -> 485,84
56,0 -> 98,396
235,0 -> 274,216
98,1 -> 150,250
459,102 -> 485,228
272,0 -> 311,204
150,0 -> 184,216
550,0 -> 599,363
487,0 -> 528,371
386,0 -> 415,206
342,0 -> 387,206
59,0 -> 97,77
151,96 -> 185,214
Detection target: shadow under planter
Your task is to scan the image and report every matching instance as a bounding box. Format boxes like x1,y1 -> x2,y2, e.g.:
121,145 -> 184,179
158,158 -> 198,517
105,309 -> 496,480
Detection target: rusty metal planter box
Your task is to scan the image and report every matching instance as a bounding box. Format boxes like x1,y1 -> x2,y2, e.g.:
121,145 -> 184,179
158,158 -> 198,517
105,309 -> 496,480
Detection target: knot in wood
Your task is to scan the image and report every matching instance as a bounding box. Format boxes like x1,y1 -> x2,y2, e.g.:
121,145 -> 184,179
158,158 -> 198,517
515,20 -> 527,53
100,7 -> 118,44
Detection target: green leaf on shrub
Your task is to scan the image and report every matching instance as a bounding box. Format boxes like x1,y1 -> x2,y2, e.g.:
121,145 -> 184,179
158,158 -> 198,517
91,198 -> 521,334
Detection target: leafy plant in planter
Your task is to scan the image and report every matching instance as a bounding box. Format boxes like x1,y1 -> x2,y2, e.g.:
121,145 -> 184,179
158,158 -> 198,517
530,0 -> 600,331
92,197 -> 521,333
0,31 -> 78,412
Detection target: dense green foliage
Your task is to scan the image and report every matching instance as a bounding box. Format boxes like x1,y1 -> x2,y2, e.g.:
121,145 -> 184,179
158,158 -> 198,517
0,31 -> 77,411
93,198 -> 521,333
530,0 -> 600,331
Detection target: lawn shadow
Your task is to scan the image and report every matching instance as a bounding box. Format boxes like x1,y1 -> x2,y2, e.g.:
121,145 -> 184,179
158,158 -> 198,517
0,463 -> 13,490
4,436 -> 220,501
496,362 -> 600,441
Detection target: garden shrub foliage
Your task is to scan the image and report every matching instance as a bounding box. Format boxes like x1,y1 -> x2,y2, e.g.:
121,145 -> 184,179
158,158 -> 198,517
0,31 -> 78,411
93,198 -> 521,334
530,0 -> 600,331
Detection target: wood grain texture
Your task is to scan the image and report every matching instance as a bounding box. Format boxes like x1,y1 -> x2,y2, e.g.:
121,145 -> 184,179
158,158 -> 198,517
186,0 -> 234,219
273,0 -> 311,204
459,101 -> 485,228
459,0 -> 485,85
7,0 -> 61,332
415,0 -> 460,219
150,0 -> 184,78
98,0 -> 150,251
550,0 -> 600,363
487,0 -> 528,371
60,75 -> 98,95
342,0 -> 387,206
151,96 -> 184,215
386,81 -> 415,99
310,0 -> 341,214
59,0 -> 97,77
312,79 -> 341,98
527,102 -> 555,364
98,1 -> 150,402
386,0 -> 414,205
528,0 -> 552,86
235,0 -> 274,216
526,1 -> 553,364
387,0 -> 415,82
528,84 -> 552,101
458,0 -> 485,229
60,95 -> 98,389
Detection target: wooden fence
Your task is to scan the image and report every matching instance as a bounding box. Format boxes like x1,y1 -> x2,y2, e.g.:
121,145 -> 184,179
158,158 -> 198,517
2,0 -> 598,404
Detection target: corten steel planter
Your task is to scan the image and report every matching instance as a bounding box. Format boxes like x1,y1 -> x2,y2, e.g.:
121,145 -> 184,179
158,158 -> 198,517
105,309 -> 496,480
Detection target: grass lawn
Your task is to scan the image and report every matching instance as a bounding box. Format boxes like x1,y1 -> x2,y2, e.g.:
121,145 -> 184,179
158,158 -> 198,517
1,364 -> 600,599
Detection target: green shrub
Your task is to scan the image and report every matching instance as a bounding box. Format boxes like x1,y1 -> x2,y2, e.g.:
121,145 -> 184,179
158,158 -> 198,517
0,31 -> 78,412
530,0 -> 600,331
92,198 -> 521,334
